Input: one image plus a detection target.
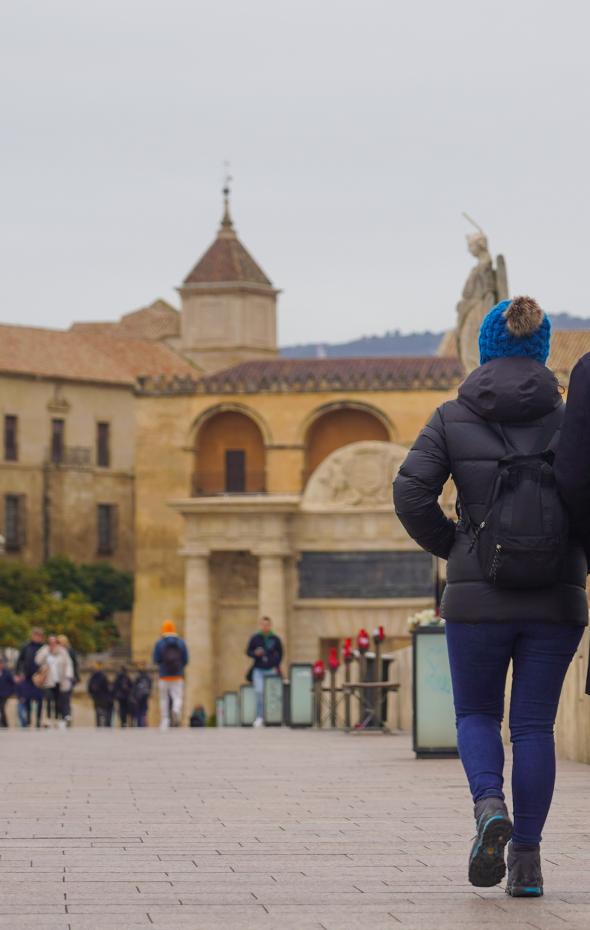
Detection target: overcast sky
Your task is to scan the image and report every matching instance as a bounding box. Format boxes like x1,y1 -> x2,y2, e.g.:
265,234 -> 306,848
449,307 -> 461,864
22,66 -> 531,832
1,1 -> 589,346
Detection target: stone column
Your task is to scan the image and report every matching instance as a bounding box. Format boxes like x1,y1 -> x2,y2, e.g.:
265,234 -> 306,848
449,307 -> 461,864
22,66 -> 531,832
181,546 -> 213,719
256,551 -> 289,665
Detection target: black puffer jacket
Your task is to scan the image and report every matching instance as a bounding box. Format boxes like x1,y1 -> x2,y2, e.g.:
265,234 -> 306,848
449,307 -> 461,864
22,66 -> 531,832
393,357 -> 588,625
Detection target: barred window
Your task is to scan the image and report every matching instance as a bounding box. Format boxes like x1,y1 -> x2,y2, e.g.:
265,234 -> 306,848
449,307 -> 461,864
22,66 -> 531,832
97,503 -> 118,555
4,415 -> 18,462
96,422 -> 110,468
225,449 -> 246,492
5,494 -> 26,551
51,418 -> 65,464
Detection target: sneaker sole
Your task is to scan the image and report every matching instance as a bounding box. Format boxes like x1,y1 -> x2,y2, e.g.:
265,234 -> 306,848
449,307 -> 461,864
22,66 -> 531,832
506,884 -> 543,897
469,814 -> 513,887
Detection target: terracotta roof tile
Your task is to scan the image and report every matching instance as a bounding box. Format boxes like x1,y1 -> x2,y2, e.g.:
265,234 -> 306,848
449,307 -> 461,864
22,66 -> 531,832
0,324 -> 197,386
548,331 -> 590,384
183,226 -> 272,287
190,356 -> 465,395
70,299 -> 180,342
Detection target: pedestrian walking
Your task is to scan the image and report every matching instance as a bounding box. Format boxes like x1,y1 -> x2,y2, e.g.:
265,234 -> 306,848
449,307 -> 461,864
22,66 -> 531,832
57,634 -> 79,726
0,657 -> 15,727
554,352 -> 590,632
246,616 -> 283,727
152,620 -> 188,729
87,665 -> 114,727
113,666 -> 133,727
393,297 -> 587,898
15,676 -> 29,727
130,668 -> 152,726
35,635 -> 74,728
15,627 -> 45,727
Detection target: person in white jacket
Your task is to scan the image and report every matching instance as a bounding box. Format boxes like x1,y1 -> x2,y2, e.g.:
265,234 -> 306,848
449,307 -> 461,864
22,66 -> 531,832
35,635 -> 74,728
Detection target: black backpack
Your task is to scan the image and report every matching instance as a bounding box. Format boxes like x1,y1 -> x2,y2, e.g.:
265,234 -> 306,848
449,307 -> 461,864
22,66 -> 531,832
161,640 -> 184,677
133,673 -> 152,701
468,419 -> 568,590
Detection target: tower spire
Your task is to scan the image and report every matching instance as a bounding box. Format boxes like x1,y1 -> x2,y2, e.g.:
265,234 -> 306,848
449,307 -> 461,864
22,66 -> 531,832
219,162 -> 234,236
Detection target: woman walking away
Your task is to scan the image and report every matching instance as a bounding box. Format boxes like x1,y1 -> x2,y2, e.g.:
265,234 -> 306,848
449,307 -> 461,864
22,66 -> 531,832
393,297 -> 587,898
35,635 -> 74,729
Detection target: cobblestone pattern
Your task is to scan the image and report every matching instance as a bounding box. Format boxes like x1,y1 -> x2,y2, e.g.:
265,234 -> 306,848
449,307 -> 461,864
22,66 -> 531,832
0,728 -> 589,929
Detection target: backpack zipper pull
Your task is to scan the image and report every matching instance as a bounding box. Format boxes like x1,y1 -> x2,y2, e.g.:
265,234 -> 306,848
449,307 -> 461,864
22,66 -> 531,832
469,520 -> 486,553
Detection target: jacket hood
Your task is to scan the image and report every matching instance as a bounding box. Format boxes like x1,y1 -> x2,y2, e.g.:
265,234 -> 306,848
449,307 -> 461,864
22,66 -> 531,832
458,357 -> 561,423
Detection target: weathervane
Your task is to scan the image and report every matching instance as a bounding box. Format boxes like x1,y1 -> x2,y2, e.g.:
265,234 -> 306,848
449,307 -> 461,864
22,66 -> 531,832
221,160 -> 233,229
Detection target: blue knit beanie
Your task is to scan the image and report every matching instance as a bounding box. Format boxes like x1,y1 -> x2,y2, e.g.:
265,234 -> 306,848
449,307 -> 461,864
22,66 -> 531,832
479,296 -> 551,365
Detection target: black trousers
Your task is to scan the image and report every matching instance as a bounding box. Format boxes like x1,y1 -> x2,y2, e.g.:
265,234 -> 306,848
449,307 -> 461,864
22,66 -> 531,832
45,685 -> 64,720
94,702 -> 113,727
0,697 -> 8,727
118,699 -> 130,727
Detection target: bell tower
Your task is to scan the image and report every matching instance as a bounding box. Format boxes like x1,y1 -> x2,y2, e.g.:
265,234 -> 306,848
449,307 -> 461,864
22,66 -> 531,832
178,182 -> 279,373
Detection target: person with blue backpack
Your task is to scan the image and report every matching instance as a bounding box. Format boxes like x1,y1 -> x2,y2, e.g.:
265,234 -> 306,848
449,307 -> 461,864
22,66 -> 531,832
153,620 -> 189,729
394,296 -> 587,898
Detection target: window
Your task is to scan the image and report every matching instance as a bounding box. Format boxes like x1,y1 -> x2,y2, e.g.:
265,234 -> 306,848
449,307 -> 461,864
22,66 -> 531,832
97,503 -> 117,555
5,494 -> 26,551
225,449 -> 246,492
4,415 -> 18,461
51,418 -> 65,464
96,422 -> 110,468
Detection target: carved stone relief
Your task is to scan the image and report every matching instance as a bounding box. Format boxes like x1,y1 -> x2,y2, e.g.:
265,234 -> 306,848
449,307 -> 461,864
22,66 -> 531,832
302,441 -> 409,511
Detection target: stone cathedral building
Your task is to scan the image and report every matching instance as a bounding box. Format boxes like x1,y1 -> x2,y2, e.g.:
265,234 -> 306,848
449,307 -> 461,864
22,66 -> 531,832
131,196 -> 464,712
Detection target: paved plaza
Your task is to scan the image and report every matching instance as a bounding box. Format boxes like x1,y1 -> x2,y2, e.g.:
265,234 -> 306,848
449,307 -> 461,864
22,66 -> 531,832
1,728 -> 590,930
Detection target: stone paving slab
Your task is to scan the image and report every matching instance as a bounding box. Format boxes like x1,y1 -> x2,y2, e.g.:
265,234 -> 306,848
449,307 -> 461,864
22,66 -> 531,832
0,728 -> 590,929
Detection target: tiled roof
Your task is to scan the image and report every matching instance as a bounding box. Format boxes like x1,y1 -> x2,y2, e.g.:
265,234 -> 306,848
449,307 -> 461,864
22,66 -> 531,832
548,331 -> 590,384
183,206 -> 272,288
70,299 -> 180,342
183,236 -> 272,287
192,356 -> 465,394
0,324 -> 197,386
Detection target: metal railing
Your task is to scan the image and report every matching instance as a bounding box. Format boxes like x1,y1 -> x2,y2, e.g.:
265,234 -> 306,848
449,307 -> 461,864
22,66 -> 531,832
191,470 -> 266,496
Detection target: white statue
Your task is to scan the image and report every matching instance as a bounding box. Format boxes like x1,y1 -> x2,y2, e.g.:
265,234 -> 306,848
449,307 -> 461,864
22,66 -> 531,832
456,216 -> 509,373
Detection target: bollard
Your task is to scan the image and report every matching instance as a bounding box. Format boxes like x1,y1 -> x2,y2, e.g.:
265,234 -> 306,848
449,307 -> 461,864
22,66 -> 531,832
373,625 -> 385,729
328,647 -> 340,728
357,629 -> 370,727
312,659 -> 325,727
343,638 -> 353,729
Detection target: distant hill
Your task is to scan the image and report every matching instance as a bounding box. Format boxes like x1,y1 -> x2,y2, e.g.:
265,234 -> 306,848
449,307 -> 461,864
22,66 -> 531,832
281,312 -> 590,358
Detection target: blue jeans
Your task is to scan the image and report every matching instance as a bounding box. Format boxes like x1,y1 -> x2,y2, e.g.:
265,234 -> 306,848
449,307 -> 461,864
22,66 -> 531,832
445,620 -> 583,846
252,668 -> 277,719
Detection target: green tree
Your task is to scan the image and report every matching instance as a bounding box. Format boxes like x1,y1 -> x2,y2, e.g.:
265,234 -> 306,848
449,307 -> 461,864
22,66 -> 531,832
43,556 -> 84,599
0,605 -> 30,649
25,593 -> 116,653
0,562 -> 47,613
78,563 -> 133,620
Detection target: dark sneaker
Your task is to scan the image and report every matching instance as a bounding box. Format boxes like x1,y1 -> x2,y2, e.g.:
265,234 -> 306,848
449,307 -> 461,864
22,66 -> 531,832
505,842 -> 543,897
468,798 -> 513,887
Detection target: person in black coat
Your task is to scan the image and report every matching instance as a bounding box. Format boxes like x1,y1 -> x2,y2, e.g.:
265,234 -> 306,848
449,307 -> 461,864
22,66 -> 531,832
554,352 -> 590,555
87,666 -> 113,727
15,627 -> 45,728
0,657 -> 15,727
113,667 -> 133,727
554,352 -> 590,695
394,296 -> 587,897
246,617 -> 283,726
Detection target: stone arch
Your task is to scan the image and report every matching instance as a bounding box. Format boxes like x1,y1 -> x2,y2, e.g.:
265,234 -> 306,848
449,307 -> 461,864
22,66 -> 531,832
301,401 -> 395,483
188,402 -> 273,449
191,405 -> 267,495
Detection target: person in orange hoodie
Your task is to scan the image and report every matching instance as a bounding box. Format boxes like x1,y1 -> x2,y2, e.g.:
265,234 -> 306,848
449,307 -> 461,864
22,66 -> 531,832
152,620 -> 189,729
